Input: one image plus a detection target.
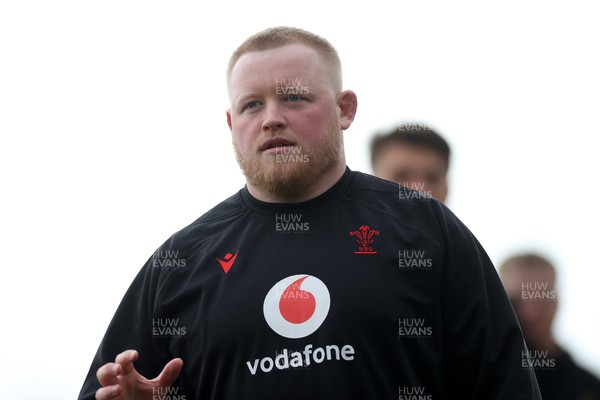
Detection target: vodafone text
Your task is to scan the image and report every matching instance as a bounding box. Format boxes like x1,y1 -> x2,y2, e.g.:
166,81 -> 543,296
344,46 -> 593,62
246,344 -> 355,375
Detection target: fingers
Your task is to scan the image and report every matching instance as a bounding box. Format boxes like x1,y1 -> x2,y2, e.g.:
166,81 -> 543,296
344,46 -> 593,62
95,384 -> 121,400
96,363 -> 122,387
95,349 -> 138,389
115,349 -> 139,375
156,358 -> 184,387
94,350 -> 182,399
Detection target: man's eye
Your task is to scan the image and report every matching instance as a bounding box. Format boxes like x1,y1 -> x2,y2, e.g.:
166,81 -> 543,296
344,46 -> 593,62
245,101 -> 259,110
285,95 -> 302,102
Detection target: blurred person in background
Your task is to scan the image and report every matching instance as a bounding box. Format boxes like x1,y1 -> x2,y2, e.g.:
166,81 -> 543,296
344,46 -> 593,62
500,253 -> 600,400
370,123 -> 450,203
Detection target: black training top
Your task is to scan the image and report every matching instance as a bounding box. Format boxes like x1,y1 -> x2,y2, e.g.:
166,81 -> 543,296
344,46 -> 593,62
534,349 -> 600,400
78,167 -> 541,400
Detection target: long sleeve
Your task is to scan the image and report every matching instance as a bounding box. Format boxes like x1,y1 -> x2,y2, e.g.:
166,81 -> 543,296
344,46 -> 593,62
435,202 -> 542,399
77,247 -> 173,400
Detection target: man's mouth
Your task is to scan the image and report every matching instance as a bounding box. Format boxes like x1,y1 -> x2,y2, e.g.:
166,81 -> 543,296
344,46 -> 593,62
260,137 -> 297,154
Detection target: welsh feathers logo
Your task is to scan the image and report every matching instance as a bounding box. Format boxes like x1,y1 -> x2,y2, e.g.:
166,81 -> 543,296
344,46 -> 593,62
263,275 -> 330,339
350,225 -> 380,254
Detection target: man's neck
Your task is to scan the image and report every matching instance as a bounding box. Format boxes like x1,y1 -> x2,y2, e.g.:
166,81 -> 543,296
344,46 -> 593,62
246,162 -> 347,203
528,336 -> 561,356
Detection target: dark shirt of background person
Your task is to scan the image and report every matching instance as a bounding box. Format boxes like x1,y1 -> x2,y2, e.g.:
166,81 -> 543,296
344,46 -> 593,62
500,253 -> 600,400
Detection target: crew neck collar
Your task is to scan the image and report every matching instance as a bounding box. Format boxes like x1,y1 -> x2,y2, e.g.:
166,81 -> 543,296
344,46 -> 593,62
240,166 -> 353,215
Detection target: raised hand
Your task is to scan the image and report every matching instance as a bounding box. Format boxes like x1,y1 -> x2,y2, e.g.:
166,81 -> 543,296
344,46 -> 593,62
95,350 -> 183,400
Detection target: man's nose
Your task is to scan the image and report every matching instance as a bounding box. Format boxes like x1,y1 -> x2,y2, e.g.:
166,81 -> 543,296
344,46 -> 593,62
261,101 -> 286,132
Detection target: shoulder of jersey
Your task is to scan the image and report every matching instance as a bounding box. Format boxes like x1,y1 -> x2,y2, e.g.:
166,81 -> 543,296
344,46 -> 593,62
348,171 -> 443,220
168,191 -> 247,246
350,171 -> 399,193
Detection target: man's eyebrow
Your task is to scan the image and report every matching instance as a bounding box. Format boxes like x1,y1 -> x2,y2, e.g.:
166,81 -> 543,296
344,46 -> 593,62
233,93 -> 260,109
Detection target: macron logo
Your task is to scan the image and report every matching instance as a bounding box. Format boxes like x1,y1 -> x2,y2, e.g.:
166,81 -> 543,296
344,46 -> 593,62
217,250 -> 239,274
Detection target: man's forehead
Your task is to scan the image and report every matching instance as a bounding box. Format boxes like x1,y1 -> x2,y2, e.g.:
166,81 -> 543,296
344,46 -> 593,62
231,43 -> 322,75
382,144 -> 446,166
228,44 -> 330,101
501,266 -> 555,283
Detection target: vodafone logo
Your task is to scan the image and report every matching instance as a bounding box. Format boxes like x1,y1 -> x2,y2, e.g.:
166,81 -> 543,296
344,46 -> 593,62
249,275 -> 354,375
263,274 -> 330,339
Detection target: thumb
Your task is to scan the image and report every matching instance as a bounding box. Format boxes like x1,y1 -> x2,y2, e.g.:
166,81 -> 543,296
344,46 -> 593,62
155,358 -> 184,386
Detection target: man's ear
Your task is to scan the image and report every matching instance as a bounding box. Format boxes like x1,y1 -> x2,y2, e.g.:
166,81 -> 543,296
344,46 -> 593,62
226,109 -> 232,131
337,90 -> 358,130
439,181 -> 449,204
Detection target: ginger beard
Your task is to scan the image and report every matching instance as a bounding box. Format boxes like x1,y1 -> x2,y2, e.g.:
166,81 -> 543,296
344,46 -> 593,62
234,119 -> 343,199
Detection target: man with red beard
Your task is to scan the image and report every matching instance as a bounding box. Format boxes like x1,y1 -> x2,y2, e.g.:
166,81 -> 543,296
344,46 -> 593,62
79,27 -> 541,400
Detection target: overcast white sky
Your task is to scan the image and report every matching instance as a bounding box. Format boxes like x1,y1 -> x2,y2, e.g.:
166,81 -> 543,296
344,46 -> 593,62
1,1 -> 599,398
